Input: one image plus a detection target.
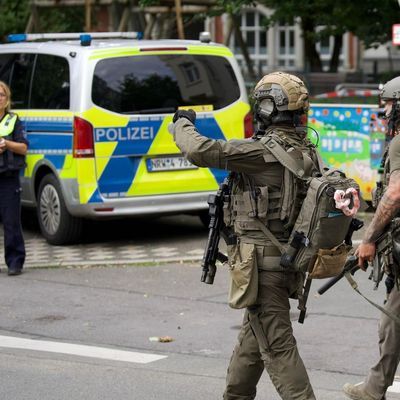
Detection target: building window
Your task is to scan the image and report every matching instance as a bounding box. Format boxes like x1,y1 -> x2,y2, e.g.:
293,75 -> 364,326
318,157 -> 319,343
230,10 -> 268,76
180,62 -> 200,85
276,24 -> 296,69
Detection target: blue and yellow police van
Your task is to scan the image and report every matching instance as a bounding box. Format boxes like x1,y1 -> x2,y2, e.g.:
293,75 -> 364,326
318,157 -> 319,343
0,32 -> 252,244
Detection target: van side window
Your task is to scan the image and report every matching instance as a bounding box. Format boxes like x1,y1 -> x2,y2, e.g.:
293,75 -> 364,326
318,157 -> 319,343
0,54 -> 15,85
31,55 -> 70,109
9,54 -> 35,109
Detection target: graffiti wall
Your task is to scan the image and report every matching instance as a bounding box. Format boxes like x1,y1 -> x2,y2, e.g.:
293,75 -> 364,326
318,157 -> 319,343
308,104 -> 387,201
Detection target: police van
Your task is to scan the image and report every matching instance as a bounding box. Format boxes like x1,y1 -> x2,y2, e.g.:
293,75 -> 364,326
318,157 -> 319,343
0,32 -> 252,244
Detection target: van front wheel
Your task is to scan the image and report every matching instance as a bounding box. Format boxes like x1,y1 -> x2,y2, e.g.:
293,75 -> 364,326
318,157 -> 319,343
37,174 -> 83,245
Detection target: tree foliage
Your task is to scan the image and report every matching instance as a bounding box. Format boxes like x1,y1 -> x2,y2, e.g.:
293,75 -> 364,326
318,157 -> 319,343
244,0 -> 400,71
259,0 -> 400,47
139,0 -> 400,72
0,0 -> 30,40
0,0 -> 85,41
38,6 -> 85,33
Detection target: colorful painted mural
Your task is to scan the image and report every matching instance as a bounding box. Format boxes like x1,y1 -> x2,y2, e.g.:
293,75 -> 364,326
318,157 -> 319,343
308,104 -> 387,201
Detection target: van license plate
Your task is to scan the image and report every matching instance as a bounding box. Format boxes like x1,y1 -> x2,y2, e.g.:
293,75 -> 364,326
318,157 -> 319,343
146,156 -> 197,172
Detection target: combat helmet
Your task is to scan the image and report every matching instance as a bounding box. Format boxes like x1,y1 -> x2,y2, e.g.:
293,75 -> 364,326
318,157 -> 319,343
380,76 -> 400,135
253,71 -> 309,130
380,76 -> 400,101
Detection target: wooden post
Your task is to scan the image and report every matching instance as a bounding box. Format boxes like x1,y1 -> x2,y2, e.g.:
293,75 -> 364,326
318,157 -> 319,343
85,0 -> 91,32
144,14 -> 156,39
118,6 -> 130,31
224,15 -> 233,46
174,0 -> 185,39
26,1 -> 39,33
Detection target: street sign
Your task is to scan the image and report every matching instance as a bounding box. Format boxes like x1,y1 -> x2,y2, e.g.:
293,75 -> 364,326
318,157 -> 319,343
393,24 -> 400,45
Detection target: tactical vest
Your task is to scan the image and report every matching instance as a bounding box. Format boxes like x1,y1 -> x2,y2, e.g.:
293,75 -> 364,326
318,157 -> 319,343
0,113 -> 26,173
368,140 -> 400,298
224,128 -> 319,242
372,141 -> 391,209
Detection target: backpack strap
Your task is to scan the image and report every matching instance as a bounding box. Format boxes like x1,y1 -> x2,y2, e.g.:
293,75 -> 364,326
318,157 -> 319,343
324,167 -> 346,177
315,150 -> 325,172
260,136 -> 316,180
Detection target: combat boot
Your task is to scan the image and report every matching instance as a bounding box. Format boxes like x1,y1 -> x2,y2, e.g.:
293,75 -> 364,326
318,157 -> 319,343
343,383 -> 379,400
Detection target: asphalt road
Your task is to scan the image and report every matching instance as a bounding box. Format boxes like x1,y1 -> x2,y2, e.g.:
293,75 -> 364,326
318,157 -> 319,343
0,211 -> 399,399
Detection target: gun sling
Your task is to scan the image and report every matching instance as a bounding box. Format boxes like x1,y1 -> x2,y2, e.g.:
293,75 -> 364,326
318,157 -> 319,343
247,307 -> 274,360
344,272 -> 400,327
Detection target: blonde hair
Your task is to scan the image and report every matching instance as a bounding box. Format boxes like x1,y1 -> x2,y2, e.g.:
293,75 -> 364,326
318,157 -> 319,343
0,81 -> 11,113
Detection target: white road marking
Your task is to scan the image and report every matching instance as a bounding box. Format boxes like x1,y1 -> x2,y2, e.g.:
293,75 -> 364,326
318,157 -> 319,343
0,335 -> 167,364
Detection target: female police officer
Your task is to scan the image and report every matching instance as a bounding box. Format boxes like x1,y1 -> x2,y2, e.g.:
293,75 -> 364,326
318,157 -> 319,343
0,81 -> 28,276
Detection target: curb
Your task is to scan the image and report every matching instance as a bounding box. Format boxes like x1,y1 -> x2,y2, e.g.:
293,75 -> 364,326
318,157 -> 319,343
22,255 -> 204,269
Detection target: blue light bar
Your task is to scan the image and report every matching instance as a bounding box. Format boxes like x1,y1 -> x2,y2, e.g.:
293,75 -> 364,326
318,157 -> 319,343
6,32 -> 143,44
7,34 -> 27,43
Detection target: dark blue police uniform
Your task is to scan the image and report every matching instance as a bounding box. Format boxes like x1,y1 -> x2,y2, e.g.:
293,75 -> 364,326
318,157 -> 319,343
0,113 -> 28,275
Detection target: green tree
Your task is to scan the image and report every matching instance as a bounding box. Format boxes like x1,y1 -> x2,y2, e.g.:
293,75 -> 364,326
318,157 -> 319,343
254,0 -> 400,72
140,0 -> 400,72
0,0 -> 85,41
0,0 -> 30,41
36,5 -> 85,33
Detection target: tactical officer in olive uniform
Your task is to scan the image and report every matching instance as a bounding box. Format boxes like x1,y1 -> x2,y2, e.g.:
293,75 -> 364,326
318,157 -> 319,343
170,72 -> 317,400
343,77 -> 400,400
0,81 -> 28,276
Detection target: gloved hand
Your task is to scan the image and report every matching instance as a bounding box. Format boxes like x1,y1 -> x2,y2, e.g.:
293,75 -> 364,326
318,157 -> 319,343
173,109 -> 196,124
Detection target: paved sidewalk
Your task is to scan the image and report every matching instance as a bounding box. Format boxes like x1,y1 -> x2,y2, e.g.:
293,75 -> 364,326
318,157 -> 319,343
0,215 -> 207,269
20,238 -> 205,268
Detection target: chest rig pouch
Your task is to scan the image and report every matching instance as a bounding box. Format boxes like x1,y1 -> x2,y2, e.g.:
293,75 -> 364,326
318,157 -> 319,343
224,130 -> 318,243
373,145 -> 390,209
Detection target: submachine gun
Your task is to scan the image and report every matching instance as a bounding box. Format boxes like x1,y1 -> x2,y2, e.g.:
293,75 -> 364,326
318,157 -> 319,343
200,173 -> 237,284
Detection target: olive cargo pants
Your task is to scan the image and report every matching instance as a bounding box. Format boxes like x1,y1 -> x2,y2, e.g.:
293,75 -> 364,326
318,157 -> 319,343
224,271 -> 315,400
363,286 -> 400,399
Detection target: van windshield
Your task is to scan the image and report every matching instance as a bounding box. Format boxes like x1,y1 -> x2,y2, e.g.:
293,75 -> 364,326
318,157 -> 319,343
92,54 -> 240,114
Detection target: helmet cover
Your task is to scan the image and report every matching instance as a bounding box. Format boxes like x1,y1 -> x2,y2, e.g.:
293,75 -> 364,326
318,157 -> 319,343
380,76 -> 400,101
254,71 -> 309,113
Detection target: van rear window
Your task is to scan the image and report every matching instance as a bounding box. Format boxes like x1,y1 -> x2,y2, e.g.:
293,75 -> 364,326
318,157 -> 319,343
92,54 -> 240,114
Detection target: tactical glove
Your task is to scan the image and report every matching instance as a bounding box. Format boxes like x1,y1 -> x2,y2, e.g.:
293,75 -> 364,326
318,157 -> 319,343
173,109 -> 196,124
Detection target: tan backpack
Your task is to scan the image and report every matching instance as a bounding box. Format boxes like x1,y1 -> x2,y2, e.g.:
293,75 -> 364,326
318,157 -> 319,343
258,135 -> 361,279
